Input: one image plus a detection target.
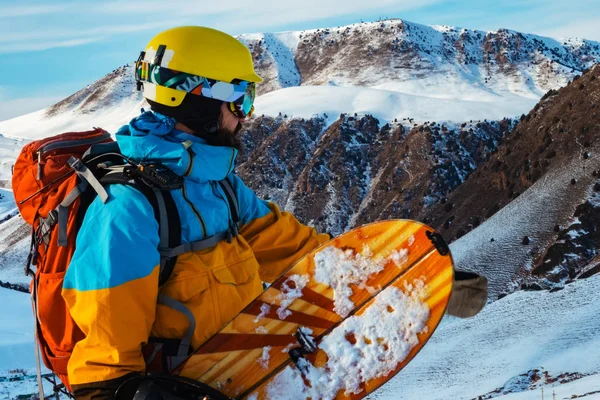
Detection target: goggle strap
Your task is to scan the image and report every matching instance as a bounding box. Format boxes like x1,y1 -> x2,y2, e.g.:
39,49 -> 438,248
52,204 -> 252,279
135,60 -> 256,117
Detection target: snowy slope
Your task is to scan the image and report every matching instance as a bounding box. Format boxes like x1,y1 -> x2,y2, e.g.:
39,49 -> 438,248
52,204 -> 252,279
0,64 -> 145,140
0,81 -> 531,142
489,375 -> 600,400
0,287 -> 35,370
0,288 -> 57,399
0,135 -> 26,182
239,31 -> 302,94
371,275 -> 600,400
254,85 -> 537,125
449,152 -> 599,299
0,188 -> 17,222
0,213 -> 31,289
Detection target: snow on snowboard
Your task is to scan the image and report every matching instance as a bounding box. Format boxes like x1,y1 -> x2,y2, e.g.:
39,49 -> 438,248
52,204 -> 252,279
172,220 -> 454,399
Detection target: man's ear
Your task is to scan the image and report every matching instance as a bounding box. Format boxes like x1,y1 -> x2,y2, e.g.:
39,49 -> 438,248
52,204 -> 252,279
205,120 -> 219,134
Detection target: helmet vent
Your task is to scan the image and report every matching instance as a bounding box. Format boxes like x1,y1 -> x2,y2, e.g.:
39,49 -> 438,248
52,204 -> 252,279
154,44 -> 167,66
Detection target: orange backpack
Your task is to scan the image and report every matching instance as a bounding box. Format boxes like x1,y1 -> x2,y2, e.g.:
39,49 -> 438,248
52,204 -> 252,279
12,129 -> 112,391
12,128 -> 240,396
12,129 -> 185,395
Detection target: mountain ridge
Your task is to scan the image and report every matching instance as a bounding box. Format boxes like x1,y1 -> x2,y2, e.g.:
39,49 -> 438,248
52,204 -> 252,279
2,18 -> 600,140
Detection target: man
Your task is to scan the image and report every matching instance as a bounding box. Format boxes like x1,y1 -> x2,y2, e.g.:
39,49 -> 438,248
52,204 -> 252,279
61,25 -> 487,400
62,26 -> 331,398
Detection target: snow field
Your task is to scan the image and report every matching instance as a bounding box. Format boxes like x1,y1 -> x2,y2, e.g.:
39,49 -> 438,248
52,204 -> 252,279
0,135 -> 26,182
0,96 -> 145,141
254,85 -> 538,127
449,151 -> 600,299
0,288 -> 35,371
371,275 -> 600,400
493,374 -> 600,400
0,213 -> 32,289
0,188 -> 17,222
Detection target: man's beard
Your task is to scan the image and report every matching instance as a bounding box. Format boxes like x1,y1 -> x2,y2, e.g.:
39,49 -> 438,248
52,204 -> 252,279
200,121 -> 243,152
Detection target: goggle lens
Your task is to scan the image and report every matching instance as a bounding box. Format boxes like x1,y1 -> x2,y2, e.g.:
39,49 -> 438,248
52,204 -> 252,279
230,82 -> 255,118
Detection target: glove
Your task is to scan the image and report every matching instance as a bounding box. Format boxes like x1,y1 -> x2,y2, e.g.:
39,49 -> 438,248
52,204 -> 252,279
446,270 -> 488,318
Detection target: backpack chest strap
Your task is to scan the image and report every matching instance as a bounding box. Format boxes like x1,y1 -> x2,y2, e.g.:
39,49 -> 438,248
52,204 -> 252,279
158,230 -> 232,260
98,170 -> 241,286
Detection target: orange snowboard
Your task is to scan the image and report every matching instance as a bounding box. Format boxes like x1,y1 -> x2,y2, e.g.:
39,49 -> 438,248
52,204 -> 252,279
173,220 -> 454,399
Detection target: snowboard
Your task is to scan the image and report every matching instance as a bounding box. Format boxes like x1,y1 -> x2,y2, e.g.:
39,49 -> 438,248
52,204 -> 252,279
172,220 -> 454,399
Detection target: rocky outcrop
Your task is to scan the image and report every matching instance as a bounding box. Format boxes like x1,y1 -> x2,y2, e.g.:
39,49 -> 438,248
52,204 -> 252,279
238,114 -> 511,236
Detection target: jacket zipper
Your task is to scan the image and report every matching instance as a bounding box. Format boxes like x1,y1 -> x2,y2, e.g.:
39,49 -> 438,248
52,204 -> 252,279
182,183 -> 207,238
184,147 -> 195,177
214,180 -> 234,223
180,147 -> 207,237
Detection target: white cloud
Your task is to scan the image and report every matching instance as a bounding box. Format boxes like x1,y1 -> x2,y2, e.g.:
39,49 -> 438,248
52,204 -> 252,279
0,20 -> 187,43
0,4 -> 70,17
89,0 -> 438,17
0,37 -> 105,54
538,19 -> 600,42
0,91 -> 62,122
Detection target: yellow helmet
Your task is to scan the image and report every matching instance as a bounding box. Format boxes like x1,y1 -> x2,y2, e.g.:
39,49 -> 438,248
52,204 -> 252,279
137,26 -> 262,107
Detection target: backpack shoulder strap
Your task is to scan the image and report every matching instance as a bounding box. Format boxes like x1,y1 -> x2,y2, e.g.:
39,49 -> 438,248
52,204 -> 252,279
152,189 -> 181,286
98,172 -> 181,286
217,177 -> 240,230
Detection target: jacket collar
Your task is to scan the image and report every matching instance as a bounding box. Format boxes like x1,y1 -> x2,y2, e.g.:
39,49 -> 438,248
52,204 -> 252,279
115,111 -> 238,182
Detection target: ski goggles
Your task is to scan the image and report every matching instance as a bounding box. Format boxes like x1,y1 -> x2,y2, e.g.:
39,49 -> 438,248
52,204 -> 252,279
136,60 -> 256,118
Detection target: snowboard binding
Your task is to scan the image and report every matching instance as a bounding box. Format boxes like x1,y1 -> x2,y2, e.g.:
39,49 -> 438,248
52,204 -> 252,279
289,328 -> 318,373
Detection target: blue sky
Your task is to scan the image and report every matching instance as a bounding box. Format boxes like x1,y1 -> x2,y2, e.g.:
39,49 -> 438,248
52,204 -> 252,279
1,0 -> 599,121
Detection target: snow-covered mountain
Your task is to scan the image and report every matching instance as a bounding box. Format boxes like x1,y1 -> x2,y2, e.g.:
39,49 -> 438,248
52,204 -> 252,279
1,17 -> 600,400
2,19 -> 600,141
241,19 -> 599,97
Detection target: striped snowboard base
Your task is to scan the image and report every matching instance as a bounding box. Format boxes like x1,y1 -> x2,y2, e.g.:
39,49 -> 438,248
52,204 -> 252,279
173,220 -> 454,399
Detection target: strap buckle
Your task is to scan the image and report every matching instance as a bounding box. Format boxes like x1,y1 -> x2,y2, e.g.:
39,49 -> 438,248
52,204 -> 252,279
67,156 -> 83,171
